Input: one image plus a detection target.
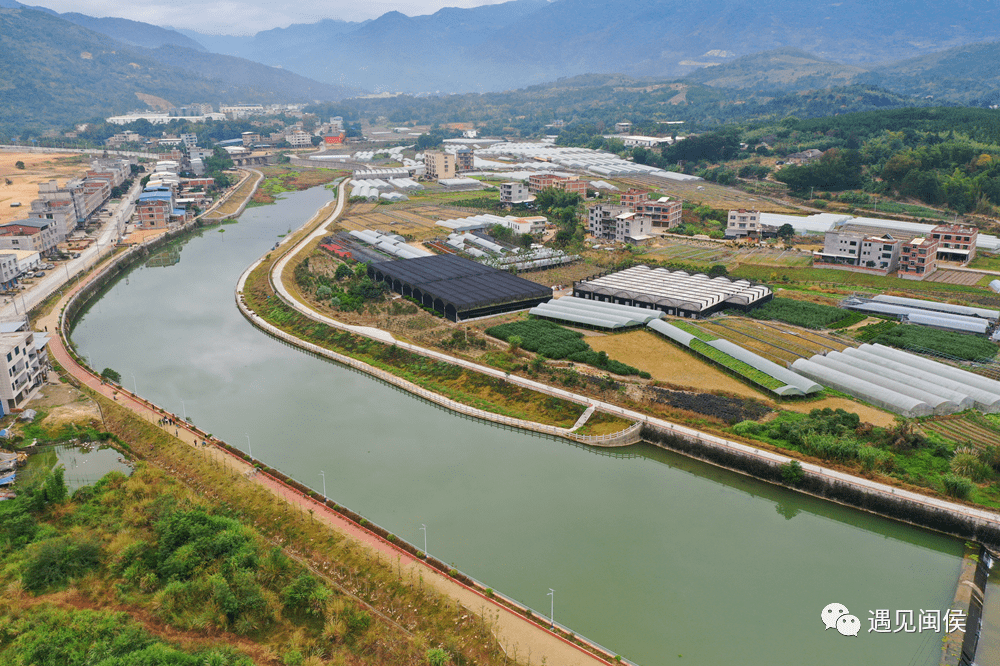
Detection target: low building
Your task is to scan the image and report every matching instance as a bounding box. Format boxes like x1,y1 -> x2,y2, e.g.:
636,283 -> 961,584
9,250 -> 39,277
424,151 -> 456,180
588,204 -> 652,244
898,236 -> 939,280
499,181 -> 532,204
0,219 -> 60,255
931,224 -> 977,264
0,253 -> 18,290
135,188 -> 186,229
615,121 -> 632,133
786,148 -> 824,164
497,216 -> 547,235
241,132 -> 261,147
0,323 -> 48,414
725,209 -> 776,239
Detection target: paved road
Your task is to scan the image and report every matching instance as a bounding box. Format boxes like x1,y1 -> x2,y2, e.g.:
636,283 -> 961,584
265,180 -> 1000,535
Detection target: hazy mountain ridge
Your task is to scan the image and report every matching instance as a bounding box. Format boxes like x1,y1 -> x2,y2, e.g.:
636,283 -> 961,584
59,12 -> 207,51
180,0 -> 1000,93
0,7 -> 353,133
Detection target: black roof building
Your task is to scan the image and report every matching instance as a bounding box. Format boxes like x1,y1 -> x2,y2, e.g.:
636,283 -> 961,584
369,254 -> 551,321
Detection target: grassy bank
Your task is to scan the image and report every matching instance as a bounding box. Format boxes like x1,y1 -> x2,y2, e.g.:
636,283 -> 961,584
245,262 -> 587,428
14,389 -> 514,665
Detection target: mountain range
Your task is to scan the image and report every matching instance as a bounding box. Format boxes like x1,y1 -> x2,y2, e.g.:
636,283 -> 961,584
0,5 -> 355,134
168,0 -> 1000,93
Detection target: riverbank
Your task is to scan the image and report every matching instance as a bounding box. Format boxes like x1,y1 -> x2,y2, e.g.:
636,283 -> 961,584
246,181 -> 1000,552
42,188 -> 619,666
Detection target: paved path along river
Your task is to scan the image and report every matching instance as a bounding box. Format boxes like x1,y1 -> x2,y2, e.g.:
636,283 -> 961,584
71,185 -> 970,666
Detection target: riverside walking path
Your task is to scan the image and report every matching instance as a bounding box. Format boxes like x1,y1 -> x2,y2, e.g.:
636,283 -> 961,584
260,180 -> 1000,538
36,184 -> 613,666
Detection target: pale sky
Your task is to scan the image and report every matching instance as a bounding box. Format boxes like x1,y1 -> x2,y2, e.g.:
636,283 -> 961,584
23,0 -> 512,34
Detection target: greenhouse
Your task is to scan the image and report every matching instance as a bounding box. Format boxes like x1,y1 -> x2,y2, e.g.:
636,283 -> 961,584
871,294 -> 999,321
529,296 -> 663,330
368,254 -> 552,321
842,297 -> 992,335
840,347 -> 1000,412
791,358 -> 934,417
797,344 -> 1000,415
574,266 -> 772,317
645,320 -> 821,396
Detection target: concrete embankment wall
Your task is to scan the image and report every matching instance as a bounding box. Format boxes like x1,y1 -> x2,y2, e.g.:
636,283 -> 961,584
640,424 -> 1000,548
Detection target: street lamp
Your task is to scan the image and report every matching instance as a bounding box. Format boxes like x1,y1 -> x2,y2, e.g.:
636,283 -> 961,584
181,398 -> 186,420
548,588 -> 555,626
319,471 -> 326,501
245,433 -> 252,460
420,524 -> 427,556
131,372 -> 137,394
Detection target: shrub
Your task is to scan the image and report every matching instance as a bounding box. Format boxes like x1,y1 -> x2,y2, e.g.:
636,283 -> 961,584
426,648 -> 449,666
780,460 -> 805,485
22,534 -> 102,593
101,367 -> 122,383
857,446 -> 895,472
941,474 -> 975,499
950,452 -> 992,482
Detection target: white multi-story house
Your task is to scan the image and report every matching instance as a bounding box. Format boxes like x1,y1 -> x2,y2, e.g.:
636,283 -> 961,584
0,323 -> 48,415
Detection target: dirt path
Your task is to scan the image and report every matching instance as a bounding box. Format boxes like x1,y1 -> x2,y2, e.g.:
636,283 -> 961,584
37,253 -> 611,666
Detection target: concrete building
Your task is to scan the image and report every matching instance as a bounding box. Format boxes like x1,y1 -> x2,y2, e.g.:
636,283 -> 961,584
931,224 -> 977,264
136,188 -> 186,229
588,204 -> 652,244
0,253 -> 18,290
615,122 -> 632,133
635,198 -> 682,230
424,151 -> 456,180
10,250 -> 40,276
287,130 -> 313,147
180,133 -> 198,149
0,323 -> 48,413
498,216 -> 547,235
241,132 -> 261,147
725,209 -> 776,239
898,236 -> 939,280
0,219 -> 60,255
814,230 -> 900,274
499,182 -> 532,204
527,173 -> 586,196
620,188 -> 649,209
454,148 -> 474,172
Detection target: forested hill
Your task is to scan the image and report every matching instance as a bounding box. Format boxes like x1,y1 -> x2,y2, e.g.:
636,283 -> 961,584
309,77 -> 935,138
0,7 -> 352,134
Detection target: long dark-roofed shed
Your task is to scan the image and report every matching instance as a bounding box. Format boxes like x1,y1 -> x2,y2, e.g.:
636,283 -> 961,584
369,254 -> 552,321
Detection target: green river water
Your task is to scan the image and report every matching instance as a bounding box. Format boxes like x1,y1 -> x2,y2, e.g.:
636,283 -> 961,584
71,186 -> 969,666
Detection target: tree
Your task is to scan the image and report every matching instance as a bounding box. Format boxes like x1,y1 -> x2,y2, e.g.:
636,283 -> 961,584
707,264 -> 728,277
14,160 -> 25,170
777,224 -> 795,240
101,368 -> 121,383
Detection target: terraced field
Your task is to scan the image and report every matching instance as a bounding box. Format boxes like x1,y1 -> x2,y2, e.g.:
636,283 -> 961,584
921,416 -> 1000,449
698,317 -> 850,366
924,269 -> 986,286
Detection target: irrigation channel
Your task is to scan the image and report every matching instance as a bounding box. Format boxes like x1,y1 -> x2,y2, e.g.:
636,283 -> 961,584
71,185 -> 971,666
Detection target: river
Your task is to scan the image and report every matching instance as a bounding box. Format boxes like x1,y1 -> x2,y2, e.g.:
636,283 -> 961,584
72,186 -> 966,666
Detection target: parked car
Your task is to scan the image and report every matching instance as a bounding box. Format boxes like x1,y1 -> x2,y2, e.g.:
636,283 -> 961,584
72,252 -> 81,259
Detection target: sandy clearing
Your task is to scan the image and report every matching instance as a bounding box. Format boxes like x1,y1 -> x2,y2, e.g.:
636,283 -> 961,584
587,329 -> 766,398
0,152 -> 85,225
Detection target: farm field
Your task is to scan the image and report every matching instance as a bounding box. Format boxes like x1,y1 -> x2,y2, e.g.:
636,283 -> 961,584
0,151 -> 86,225
697,317 -> 850,366
642,239 -> 812,268
587,330 -> 767,398
924,269 -> 987,286
337,201 -> 483,241
617,175 -> 798,213
920,416 -> 1000,449
521,261 -> 602,289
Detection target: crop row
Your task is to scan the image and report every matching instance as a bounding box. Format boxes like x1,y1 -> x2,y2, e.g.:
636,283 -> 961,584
670,320 -> 718,341
745,297 -> 848,329
689,339 -> 786,391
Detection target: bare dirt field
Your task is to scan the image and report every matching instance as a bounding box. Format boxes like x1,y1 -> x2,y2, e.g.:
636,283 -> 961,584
27,381 -> 102,427
587,329 -> 766,398
0,152 -> 86,224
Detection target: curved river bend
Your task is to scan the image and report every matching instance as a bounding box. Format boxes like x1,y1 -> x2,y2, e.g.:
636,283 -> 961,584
73,186 -> 964,666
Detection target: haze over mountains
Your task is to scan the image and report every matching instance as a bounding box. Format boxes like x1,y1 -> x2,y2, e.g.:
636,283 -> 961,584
170,0 -> 1000,93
